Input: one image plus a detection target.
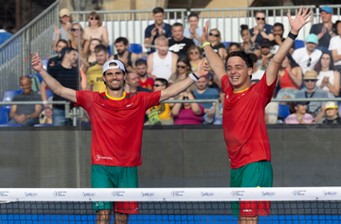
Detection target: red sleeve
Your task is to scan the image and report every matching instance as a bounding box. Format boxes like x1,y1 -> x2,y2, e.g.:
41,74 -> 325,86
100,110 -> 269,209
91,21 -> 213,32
221,75 -> 231,93
139,90 -> 161,110
76,90 -> 96,110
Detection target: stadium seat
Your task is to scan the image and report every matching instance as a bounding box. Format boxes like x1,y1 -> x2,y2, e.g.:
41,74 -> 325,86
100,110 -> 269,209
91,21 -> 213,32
294,39 -> 305,49
129,43 -> 143,54
277,104 -> 291,122
222,42 -> 231,48
0,90 -> 21,124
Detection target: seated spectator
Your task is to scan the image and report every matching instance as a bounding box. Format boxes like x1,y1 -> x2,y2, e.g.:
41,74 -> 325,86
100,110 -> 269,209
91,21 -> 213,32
205,91 -> 224,125
207,28 -> 227,60
86,44 -> 109,92
285,101 -> 314,124
47,39 -> 68,72
227,42 -> 242,55
183,12 -> 202,46
86,38 -> 102,67
124,72 -> 152,93
295,70 -> 331,123
168,22 -> 195,58
310,6 -> 336,53
169,57 -> 192,84
315,52 -> 340,97
112,37 -> 139,73
258,39 -> 273,70
68,22 -> 90,60
240,24 -> 255,53
270,22 -> 286,54
329,20 -> 341,75
144,7 -> 172,54
192,75 -> 219,117
276,54 -> 302,99
187,45 -> 203,73
147,78 -> 173,125
147,35 -> 178,80
249,10 -> 274,46
171,91 -> 204,125
135,59 -> 154,91
52,8 -> 72,52
250,52 -> 265,82
9,76 -> 42,126
292,33 -> 322,73
322,101 -> 341,124
84,11 -> 109,47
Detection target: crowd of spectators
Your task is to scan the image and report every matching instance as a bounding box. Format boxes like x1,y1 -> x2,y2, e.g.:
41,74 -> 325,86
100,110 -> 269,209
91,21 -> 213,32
4,5 -> 341,126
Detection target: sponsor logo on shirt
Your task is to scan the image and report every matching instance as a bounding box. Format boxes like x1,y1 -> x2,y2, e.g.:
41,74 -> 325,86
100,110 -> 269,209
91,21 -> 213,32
95,155 -> 113,161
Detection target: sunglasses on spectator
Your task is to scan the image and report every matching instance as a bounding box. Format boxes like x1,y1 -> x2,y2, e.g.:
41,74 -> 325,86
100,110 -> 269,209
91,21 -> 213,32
89,16 -> 100,20
256,17 -> 265,21
304,79 -> 317,82
71,28 -> 80,32
190,51 -> 199,55
154,84 -> 163,87
177,65 -> 187,69
209,33 -> 220,37
307,57 -> 312,67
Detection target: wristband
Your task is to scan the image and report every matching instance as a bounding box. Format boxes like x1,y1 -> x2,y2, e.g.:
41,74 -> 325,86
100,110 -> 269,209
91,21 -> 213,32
201,41 -> 211,48
287,32 -> 298,40
189,73 -> 199,82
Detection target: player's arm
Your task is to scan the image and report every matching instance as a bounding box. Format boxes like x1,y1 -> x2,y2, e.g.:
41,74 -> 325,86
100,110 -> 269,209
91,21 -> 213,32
31,53 -> 77,103
201,21 -> 226,85
266,6 -> 311,86
160,59 -> 209,102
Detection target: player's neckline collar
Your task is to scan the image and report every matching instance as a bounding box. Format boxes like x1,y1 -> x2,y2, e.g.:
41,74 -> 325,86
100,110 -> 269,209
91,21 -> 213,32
105,91 -> 126,100
233,87 -> 250,94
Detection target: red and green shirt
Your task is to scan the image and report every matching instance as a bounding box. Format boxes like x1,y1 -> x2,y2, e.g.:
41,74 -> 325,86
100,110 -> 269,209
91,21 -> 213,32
76,90 -> 161,166
221,74 -> 276,168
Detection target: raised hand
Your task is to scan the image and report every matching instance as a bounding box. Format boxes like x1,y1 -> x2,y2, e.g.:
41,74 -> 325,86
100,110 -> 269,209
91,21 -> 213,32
31,52 -> 43,73
202,20 -> 209,43
287,6 -> 312,34
196,58 -> 209,77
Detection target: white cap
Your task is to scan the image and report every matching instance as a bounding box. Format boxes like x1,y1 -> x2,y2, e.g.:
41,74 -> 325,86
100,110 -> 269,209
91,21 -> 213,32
102,59 -> 126,75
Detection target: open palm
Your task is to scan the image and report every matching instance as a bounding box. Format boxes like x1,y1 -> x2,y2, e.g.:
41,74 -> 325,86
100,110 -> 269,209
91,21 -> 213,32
288,6 -> 312,34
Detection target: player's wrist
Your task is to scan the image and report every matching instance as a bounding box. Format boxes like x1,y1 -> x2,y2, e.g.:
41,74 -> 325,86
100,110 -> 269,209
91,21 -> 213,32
189,73 -> 199,82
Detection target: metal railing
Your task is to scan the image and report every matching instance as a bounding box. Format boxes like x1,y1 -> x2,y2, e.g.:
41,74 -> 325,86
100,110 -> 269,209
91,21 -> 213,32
1,4 -> 341,108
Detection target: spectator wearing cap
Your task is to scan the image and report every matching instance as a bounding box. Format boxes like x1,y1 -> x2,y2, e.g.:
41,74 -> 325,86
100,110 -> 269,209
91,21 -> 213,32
329,20 -> 341,75
284,101 -> 314,124
249,10 -> 274,46
295,70 -> 331,123
310,6 -> 335,53
292,33 -> 322,73
322,101 -> 341,124
52,8 -> 72,53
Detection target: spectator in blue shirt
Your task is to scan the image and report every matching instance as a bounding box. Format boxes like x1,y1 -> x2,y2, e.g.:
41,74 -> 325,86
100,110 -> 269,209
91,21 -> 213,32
0,22 -> 13,46
144,7 -> 172,54
250,11 -> 274,46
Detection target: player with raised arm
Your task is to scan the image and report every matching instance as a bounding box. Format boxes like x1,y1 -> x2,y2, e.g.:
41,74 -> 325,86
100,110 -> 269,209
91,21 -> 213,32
201,6 -> 311,224
31,54 -> 208,224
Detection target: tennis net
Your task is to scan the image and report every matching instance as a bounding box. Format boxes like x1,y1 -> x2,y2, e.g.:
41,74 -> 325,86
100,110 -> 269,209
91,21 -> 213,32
1,187 -> 341,223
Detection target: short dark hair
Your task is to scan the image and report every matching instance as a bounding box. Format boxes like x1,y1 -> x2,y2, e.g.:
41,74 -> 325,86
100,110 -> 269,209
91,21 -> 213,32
187,12 -> 199,20
60,47 -> 77,59
114,37 -> 129,46
155,78 -> 169,88
56,39 -> 68,46
94,44 -> 108,54
135,58 -> 147,67
226,51 -> 254,68
152,7 -> 164,14
172,22 -> 183,28
273,22 -> 284,30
